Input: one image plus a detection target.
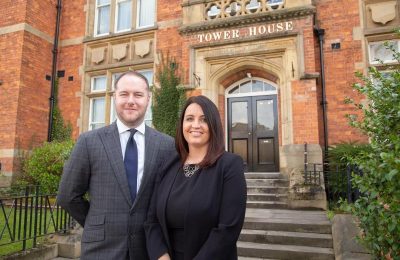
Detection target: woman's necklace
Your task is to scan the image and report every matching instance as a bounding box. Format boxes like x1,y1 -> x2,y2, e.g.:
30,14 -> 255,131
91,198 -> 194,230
183,164 -> 200,178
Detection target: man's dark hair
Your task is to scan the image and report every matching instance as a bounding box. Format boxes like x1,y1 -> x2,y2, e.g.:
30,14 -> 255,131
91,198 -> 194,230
175,95 -> 225,168
114,70 -> 150,90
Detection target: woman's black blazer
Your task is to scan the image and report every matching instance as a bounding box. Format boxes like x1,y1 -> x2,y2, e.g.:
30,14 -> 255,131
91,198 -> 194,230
145,151 -> 247,260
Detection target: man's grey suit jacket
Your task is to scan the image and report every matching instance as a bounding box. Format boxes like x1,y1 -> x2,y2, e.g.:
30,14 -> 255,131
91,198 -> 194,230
57,122 -> 175,260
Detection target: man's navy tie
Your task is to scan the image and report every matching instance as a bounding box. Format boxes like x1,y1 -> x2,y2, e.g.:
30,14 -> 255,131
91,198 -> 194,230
124,129 -> 138,202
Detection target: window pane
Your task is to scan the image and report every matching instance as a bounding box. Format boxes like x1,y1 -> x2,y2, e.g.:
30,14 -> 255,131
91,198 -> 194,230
263,82 -> 276,91
369,41 -> 399,64
231,101 -> 248,131
229,86 -> 239,94
138,70 -> 154,86
92,98 -> 105,122
97,5 -> 110,35
90,98 -> 105,130
240,81 -> 251,93
97,0 -> 110,5
92,76 -> 107,91
112,72 -> 123,90
138,70 -> 154,124
138,0 -> 155,28
110,96 -> 116,122
257,99 -> 274,130
117,0 -> 132,31
252,80 -> 263,92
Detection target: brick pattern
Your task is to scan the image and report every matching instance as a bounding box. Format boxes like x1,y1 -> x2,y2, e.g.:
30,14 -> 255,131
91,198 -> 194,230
25,0 -> 57,37
0,0 -> 27,27
59,0 -> 86,40
315,0 -> 366,144
291,79 -> 320,144
58,45 -> 84,139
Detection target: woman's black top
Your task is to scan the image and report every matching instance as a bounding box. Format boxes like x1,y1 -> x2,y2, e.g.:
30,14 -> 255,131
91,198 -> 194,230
165,165 -> 201,260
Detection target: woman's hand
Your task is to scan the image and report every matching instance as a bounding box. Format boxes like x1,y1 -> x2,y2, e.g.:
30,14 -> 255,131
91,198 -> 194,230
158,253 -> 171,260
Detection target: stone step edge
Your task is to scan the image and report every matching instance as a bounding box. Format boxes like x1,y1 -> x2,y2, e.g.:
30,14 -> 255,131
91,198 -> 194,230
237,241 -> 335,255
241,229 -> 332,238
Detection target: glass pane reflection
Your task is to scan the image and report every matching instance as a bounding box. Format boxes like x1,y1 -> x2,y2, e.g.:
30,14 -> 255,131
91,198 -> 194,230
232,101 -> 248,131
256,99 -> 274,130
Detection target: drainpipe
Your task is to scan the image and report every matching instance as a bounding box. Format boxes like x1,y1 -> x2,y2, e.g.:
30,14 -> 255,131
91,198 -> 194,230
47,0 -> 62,142
314,28 -> 329,166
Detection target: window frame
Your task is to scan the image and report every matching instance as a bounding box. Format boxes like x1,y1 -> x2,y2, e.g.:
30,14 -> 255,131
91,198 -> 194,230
91,75 -> 108,92
136,0 -> 156,29
368,40 -> 400,65
114,0 -> 133,33
89,96 -> 106,130
94,0 -> 111,37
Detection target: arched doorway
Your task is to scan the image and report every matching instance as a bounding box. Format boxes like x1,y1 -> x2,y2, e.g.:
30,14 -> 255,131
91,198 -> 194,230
226,77 -> 279,172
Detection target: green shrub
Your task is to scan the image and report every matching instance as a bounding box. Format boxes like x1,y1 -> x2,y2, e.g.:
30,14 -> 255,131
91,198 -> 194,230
346,35 -> 400,259
51,78 -> 72,142
152,52 -> 185,137
328,142 -> 371,166
24,140 -> 74,194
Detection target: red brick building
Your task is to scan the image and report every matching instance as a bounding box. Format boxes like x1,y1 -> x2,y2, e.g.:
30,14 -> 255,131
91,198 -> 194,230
0,0 -> 398,197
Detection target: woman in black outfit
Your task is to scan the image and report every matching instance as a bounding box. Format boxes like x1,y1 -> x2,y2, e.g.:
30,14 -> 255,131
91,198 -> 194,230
145,95 -> 247,260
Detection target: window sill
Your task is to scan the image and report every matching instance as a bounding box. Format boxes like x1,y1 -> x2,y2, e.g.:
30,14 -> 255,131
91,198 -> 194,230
84,25 -> 158,43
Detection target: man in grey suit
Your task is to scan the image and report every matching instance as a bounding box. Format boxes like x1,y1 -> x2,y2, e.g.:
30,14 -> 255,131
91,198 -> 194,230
57,71 -> 175,259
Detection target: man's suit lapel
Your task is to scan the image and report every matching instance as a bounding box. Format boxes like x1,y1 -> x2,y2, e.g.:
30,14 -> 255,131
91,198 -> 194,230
99,123 -> 133,205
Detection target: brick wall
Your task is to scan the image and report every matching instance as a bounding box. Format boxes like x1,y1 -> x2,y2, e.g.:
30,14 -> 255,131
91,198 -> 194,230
0,1 -> 27,27
315,0 -> 366,144
0,0 -> 57,179
58,0 -> 86,138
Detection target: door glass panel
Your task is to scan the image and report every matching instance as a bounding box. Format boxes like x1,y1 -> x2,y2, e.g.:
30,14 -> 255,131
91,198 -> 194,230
233,139 -> 248,164
258,138 -> 274,164
256,99 -> 274,130
231,101 -> 248,131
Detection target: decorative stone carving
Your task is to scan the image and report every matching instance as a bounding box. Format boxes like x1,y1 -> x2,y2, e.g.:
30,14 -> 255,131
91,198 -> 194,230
91,47 -> 107,64
112,43 -> 129,61
367,1 -> 397,25
134,39 -> 152,58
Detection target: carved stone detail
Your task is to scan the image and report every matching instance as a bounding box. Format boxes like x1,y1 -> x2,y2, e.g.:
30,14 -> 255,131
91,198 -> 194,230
91,47 -> 107,64
205,0 -> 285,21
112,43 -> 129,61
367,1 -> 397,25
134,39 -> 152,58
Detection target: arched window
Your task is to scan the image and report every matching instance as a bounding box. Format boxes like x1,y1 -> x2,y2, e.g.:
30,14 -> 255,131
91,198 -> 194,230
227,78 -> 277,96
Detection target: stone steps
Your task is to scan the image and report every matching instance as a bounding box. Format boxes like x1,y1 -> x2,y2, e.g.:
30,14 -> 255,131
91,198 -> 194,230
245,172 -> 283,179
237,241 -> 335,260
239,171 -> 334,259
240,229 -> 333,248
246,179 -> 289,186
247,201 -> 288,209
247,193 -> 287,202
243,217 -> 332,234
247,186 -> 288,194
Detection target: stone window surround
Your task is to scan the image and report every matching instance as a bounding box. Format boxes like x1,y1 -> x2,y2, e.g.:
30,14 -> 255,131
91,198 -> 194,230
89,0 -> 156,38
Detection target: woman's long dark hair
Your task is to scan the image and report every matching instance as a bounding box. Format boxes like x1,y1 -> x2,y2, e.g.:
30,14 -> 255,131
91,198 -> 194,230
175,95 -> 225,168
